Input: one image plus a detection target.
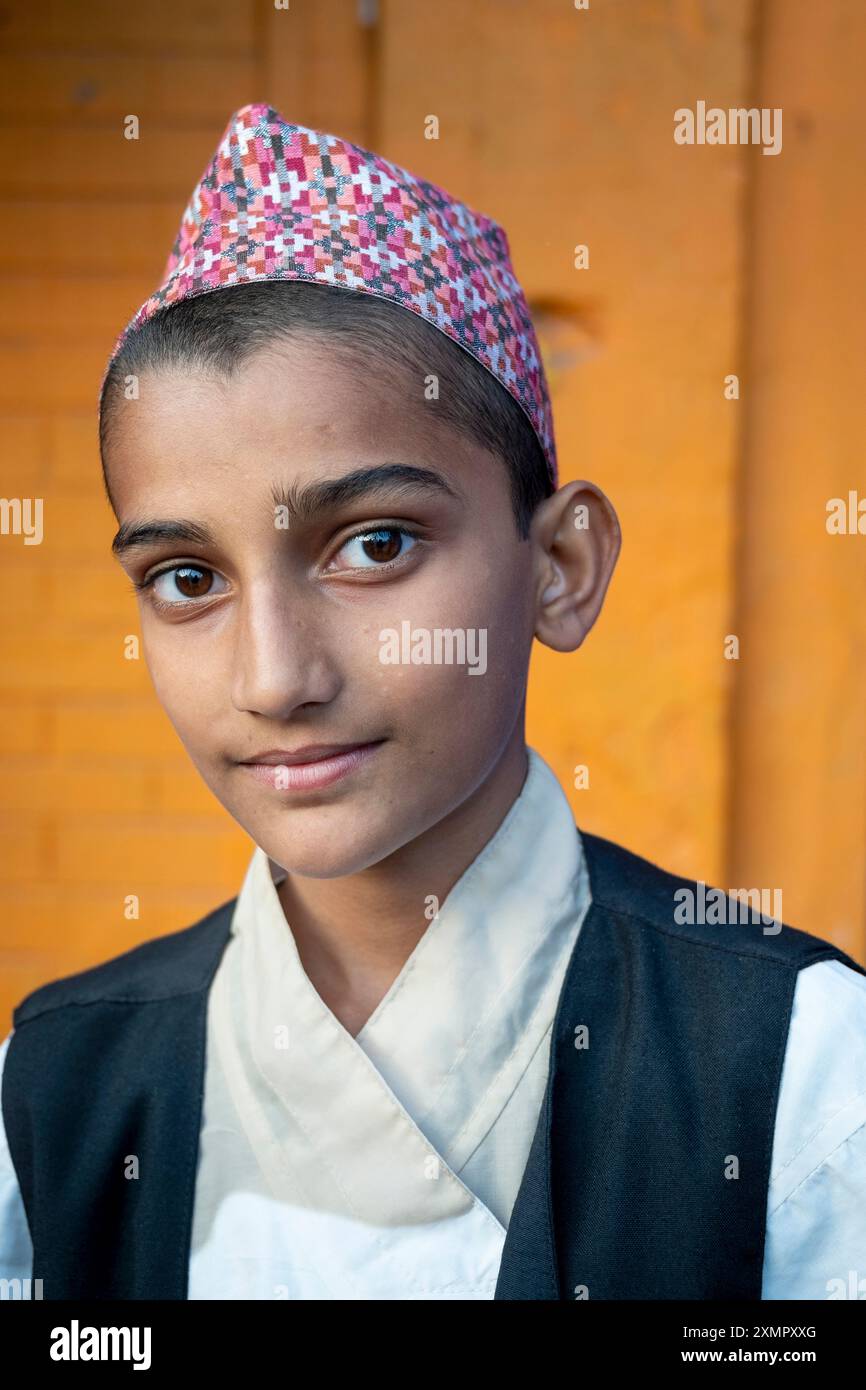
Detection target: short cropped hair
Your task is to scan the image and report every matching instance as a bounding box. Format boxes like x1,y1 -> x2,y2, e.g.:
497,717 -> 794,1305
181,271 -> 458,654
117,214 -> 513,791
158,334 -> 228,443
98,279 -> 554,539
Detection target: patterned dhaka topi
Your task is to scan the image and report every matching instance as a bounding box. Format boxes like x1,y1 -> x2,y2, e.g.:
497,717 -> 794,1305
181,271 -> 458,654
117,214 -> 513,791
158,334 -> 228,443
101,102 -> 557,488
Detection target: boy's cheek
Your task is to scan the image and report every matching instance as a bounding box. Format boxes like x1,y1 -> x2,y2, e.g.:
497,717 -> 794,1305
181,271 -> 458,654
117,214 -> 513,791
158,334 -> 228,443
138,595 -> 521,763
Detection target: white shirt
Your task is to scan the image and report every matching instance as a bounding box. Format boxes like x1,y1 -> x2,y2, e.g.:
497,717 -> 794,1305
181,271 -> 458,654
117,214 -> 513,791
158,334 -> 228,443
1,747 -> 865,1298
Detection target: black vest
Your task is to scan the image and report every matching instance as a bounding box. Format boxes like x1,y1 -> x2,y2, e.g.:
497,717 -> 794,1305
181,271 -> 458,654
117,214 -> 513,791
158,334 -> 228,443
4,830 -> 863,1300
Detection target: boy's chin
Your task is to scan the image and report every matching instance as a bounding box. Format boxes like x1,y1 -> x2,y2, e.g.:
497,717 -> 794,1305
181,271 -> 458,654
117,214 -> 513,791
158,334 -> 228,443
260,834 -> 406,880
250,808 -> 418,879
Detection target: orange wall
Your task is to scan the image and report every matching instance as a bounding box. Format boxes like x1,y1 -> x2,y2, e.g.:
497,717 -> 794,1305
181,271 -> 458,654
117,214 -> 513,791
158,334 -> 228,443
1,0 -> 864,1030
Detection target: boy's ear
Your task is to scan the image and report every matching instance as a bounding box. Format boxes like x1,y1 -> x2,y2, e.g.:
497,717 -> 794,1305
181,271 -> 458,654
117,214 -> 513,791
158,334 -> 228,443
530,479 -> 621,653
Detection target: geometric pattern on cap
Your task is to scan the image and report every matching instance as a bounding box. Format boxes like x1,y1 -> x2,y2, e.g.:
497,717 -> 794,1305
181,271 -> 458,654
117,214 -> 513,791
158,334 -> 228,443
104,102 -> 557,488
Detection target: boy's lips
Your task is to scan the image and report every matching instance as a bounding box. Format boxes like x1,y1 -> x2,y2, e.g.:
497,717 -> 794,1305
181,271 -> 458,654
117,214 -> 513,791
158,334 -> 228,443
236,740 -> 386,792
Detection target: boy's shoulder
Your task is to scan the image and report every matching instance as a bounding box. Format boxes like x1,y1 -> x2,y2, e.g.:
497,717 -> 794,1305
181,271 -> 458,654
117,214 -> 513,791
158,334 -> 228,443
579,828 -> 866,975
11,896 -> 237,1028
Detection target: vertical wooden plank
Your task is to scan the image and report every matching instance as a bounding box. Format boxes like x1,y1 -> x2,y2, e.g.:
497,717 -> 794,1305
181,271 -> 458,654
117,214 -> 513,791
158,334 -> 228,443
259,0 -> 370,143
728,0 -> 866,958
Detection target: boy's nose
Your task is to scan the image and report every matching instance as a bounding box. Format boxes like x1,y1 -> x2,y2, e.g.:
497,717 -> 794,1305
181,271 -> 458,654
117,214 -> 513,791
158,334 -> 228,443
229,585 -> 342,719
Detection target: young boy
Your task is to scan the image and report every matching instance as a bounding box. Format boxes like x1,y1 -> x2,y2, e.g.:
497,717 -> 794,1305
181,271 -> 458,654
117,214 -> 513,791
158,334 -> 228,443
2,104 -> 865,1302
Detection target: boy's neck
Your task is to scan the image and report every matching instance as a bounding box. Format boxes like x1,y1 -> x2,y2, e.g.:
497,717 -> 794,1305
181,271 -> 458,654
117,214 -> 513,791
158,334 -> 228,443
275,737 -> 530,1037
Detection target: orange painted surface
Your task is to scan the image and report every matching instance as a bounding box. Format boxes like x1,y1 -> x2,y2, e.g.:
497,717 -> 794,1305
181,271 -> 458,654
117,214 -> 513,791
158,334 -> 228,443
1,0 -> 863,1032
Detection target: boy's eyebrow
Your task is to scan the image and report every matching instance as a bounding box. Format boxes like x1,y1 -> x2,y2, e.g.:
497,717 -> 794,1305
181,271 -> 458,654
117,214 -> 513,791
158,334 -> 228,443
111,464 -> 461,558
269,463 -> 461,524
111,519 -> 213,557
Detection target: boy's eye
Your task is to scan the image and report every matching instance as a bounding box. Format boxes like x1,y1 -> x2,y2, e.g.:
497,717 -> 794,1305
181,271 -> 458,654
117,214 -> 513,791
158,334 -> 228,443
150,564 -> 227,605
329,526 -> 419,571
137,527 -> 419,607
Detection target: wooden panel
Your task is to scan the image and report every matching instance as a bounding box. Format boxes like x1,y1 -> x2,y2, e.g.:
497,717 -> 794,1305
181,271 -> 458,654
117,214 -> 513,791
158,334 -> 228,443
727,0 -> 866,958
0,202 -> 187,273
0,127 -> 232,198
1,276 -> 161,336
260,0 -> 370,143
0,0 -> 256,53
0,55 -> 257,120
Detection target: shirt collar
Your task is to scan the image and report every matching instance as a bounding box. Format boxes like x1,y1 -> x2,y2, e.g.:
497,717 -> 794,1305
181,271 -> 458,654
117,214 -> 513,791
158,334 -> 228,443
228,745 -> 589,1163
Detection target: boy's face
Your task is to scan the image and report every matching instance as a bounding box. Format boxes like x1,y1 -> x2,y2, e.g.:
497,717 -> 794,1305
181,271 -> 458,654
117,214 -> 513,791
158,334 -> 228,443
106,335 -> 613,877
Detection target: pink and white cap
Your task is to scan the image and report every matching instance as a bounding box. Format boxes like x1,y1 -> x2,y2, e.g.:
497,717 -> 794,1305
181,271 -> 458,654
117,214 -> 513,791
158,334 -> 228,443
103,103 -> 557,488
